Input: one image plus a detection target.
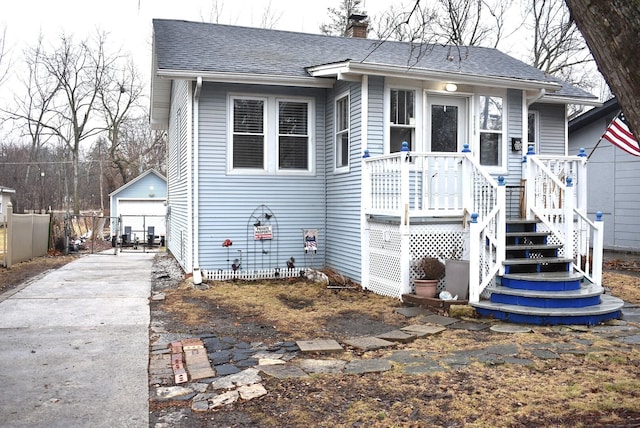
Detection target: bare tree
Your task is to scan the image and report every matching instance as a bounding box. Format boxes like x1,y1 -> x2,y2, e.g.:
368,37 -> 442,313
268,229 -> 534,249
260,1 -> 283,30
320,0 -> 366,36
0,25 -> 8,87
527,1 -> 593,81
565,0 -> 640,137
35,31 -> 115,214
4,36 -> 60,207
99,55 -> 145,185
201,0 -> 225,23
370,0 -> 509,48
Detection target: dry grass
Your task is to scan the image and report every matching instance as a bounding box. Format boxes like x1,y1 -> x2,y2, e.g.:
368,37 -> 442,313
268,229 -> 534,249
159,270 -> 640,426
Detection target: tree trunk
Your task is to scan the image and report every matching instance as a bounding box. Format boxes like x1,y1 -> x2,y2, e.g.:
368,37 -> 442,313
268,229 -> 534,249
73,152 -> 80,215
565,0 -> 640,136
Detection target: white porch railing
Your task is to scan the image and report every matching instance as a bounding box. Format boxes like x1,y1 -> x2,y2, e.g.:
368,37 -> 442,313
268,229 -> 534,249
362,144 -> 505,302
524,147 -> 603,286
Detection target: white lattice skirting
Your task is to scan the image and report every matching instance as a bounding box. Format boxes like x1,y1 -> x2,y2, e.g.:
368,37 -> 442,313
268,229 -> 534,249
366,220 -> 466,298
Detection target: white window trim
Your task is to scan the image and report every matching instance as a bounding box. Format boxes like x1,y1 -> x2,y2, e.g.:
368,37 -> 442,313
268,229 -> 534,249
227,93 -> 314,176
334,91 -> 350,173
384,86 -> 422,153
476,92 -> 508,174
228,95 -> 268,174
275,97 -> 315,175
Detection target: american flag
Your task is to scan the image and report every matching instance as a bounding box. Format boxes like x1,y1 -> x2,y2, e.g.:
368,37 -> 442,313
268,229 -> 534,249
602,112 -> 640,157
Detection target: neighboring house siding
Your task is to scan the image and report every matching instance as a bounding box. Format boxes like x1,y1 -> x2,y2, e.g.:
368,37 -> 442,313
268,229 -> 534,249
326,80 -> 364,282
167,80 -> 191,271
196,83 -> 327,272
533,103 -> 566,155
568,110 -> 640,251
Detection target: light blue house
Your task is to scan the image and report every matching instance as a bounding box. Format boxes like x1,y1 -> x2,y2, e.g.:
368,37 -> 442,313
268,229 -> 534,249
150,19 -> 623,324
568,97 -> 640,252
109,169 -> 167,243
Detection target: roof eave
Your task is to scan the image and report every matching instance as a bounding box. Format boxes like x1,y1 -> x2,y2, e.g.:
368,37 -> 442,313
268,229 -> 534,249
150,69 -> 335,130
541,94 -> 602,107
157,69 -> 335,88
307,61 -> 563,92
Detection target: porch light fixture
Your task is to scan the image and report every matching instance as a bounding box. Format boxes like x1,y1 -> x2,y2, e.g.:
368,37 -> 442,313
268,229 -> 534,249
445,83 -> 458,92
149,186 -> 155,197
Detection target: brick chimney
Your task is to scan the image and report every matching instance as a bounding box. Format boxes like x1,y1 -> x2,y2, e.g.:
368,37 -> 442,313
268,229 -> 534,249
346,14 -> 368,38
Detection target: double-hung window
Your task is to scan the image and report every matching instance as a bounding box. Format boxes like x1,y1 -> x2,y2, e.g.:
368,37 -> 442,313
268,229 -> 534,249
231,97 -> 266,169
479,95 -> 504,166
230,95 -> 313,174
335,93 -> 350,170
390,89 -> 415,152
277,100 -> 310,170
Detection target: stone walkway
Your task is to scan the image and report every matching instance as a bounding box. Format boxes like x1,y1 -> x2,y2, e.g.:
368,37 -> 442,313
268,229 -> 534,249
149,302 -> 640,413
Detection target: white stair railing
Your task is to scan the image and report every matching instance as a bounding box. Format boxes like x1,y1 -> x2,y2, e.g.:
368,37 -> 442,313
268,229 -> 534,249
524,147 -> 603,286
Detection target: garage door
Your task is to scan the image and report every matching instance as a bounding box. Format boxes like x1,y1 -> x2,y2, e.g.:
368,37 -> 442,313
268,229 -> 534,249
118,199 -> 166,240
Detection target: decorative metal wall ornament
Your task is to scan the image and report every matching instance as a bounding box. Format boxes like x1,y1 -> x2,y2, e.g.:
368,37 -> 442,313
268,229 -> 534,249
245,205 -> 278,270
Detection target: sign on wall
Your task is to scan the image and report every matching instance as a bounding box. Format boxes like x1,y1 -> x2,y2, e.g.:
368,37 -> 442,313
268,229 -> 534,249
254,225 -> 273,240
304,229 -> 318,253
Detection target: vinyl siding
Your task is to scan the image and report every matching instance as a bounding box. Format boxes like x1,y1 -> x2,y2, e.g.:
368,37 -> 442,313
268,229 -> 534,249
568,110 -> 640,251
504,89 -> 523,184
532,102 -> 566,155
167,80 -> 191,271
326,80 -> 364,281
196,82 -> 327,272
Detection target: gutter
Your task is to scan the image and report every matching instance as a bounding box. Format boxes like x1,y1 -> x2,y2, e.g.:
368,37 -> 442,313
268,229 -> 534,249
308,61 -> 563,93
192,76 -> 203,285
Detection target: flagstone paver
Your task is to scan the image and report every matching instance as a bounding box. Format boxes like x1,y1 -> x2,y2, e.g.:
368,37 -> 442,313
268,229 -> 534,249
395,307 -> 433,318
258,363 -> 309,379
447,321 -> 490,331
238,383 -> 268,400
490,324 -> 533,333
418,313 -> 459,326
344,358 -> 392,374
298,359 -> 347,374
296,339 -> 344,354
149,302 -> 640,415
376,329 -> 417,343
401,324 -> 447,337
344,336 -> 397,351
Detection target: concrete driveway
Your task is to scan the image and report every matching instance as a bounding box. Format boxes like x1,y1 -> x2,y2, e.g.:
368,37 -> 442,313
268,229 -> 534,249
0,252 -> 154,428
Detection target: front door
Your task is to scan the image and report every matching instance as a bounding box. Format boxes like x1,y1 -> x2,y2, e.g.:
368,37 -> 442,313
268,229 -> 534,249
426,95 -> 467,152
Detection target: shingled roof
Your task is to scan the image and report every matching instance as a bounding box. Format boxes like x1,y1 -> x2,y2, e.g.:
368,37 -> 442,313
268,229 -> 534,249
151,19 -> 598,127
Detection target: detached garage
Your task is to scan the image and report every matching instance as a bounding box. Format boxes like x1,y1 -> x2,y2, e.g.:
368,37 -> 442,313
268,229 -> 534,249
109,169 -> 167,245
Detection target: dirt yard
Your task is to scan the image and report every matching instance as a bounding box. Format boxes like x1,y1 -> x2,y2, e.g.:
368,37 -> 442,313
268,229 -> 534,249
148,253 -> 640,427
2,252 -> 640,427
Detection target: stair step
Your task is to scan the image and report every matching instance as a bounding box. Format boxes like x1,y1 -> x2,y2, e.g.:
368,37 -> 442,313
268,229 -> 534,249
488,283 -> 604,308
500,271 -> 583,291
471,294 -> 624,325
490,282 -> 601,298
505,244 -> 561,251
505,231 -> 549,237
504,257 -> 573,265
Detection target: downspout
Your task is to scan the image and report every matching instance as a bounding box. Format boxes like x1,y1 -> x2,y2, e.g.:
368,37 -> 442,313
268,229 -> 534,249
192,76 -> 203,285
360,75 -> 370,290
525,88 -> 545,152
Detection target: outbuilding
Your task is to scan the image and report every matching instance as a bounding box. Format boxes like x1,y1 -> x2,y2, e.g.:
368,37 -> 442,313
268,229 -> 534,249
109,170 -> 167,245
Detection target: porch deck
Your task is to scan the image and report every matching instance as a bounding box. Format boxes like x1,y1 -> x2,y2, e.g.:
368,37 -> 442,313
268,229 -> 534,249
361,148 -> 617,325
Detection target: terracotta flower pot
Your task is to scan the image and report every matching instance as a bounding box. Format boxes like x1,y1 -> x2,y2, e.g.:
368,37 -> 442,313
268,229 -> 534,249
414,279 -> 438,298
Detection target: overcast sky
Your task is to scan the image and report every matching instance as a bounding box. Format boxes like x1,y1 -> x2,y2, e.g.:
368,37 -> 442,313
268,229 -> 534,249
1,0 -> 391,87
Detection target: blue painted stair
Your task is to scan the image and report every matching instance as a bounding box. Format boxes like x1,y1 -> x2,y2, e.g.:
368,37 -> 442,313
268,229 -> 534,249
472,219 -> 623,325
